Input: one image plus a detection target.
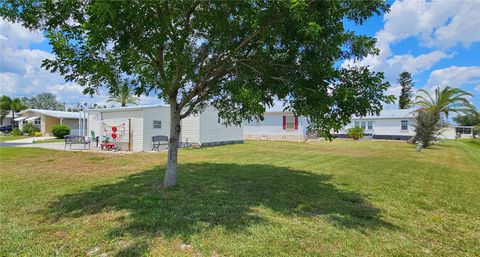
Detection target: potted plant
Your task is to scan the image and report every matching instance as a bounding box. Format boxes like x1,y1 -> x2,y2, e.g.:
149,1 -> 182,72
347,127 -> 365,140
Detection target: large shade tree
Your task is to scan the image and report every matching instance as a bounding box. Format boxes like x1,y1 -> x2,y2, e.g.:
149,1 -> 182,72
1,0 -> 393,187
23,92 -> 65,110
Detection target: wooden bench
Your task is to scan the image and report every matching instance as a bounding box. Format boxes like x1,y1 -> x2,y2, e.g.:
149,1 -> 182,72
64,135 -> 91,149
152,135 -> 168,151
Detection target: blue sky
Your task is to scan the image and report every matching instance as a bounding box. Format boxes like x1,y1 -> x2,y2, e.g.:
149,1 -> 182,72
1,0 -> 479,109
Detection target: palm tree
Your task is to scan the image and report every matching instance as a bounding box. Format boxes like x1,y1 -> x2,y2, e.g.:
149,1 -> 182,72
107,80 -> 139,107
415,86 -> 477,121
0,96 -> 27,127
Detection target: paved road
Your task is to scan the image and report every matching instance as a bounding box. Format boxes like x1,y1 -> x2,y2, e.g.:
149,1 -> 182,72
0,141 -> 28,147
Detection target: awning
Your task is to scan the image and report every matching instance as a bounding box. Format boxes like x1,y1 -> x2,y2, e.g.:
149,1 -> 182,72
25,116 -> 40,121
14,117 -> 27,121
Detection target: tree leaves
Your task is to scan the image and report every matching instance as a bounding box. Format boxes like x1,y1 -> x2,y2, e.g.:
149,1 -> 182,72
1,0 -> 393,137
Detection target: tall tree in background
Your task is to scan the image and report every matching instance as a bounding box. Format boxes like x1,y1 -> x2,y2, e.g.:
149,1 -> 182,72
107,79 -> 139,107
23,92 -> 65,110
0,96 -> 27,127
2,1 -> 393,187
398,71 -> 414,109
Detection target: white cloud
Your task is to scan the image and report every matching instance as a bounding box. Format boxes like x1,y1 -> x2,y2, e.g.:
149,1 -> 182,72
432,1 -> 480,48
386,51 -> 453,75
344,0 -> 480,80
0,18 -> 44,48
425,66 -> 480,90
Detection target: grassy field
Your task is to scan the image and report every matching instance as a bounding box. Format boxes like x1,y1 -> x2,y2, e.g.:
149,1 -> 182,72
0,135 -> 30,141
0,140 -> 479,256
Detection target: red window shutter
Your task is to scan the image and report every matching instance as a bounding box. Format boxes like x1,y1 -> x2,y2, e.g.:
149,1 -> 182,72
294,116 -> 298,130
282,116 -> 286,130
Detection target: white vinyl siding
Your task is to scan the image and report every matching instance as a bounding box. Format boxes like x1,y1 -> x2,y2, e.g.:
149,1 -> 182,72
102,109 -> 144,152
198,107 -> 243,144
345,118 -> 416,136
181,114 -> 200,144
143,107 -> 170,151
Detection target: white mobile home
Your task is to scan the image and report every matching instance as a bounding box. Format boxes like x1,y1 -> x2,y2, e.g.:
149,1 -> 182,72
87,105 -> 243,152
244,109 -> 418,141
337,109 -> 417,140
243,111 -> 309,141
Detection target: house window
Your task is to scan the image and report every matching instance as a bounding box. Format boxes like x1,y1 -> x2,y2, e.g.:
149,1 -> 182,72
34,118 -> 41,125
22,120 -> 28,124
286,116 -> 295,130
401,120 -> 408,131
153,120 -> 161,129
367,121 -> 373,130
354,121 -> 360,127
456,127 -> 472,134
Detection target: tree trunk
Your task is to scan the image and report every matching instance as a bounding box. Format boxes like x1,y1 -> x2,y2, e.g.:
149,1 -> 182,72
163,104 -> 181,188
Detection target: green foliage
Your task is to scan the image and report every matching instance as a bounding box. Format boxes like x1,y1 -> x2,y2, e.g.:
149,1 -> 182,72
11,128 -> 22,136
412,108 -> 445,148
1,0 -> 392,137
454,113 -> 480,126
107,79 -> 139,107
0,95 -> 27,126
397,71 -> 414,109
22,93 -> 65,110
415,86 -> 477,121
51,125 -> 71,139
347,126 -> 365,140
34,131 -> 43,137
22,123 -> 39,136
473,126 -> 480,136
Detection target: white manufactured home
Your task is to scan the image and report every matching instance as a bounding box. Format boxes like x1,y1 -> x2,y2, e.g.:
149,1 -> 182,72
243,111 -> 309,141
244,109 -> 419,141
337,109 -> 417,140
87,105 -> 243,152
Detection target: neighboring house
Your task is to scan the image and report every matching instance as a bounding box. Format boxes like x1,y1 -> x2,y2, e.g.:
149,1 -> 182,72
337,109 -> 417,140
245,107 -> 473,142
15,109 -> 83,136
243,109 -> 309,142
440,126 -> 474,139
86,105 -> 243,152
0,111 -> 13,126
244,108 -> 417,141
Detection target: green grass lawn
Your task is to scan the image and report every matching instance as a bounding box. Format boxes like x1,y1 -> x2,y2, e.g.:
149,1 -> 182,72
0,135 -> 30,141
0,140 -> 479,256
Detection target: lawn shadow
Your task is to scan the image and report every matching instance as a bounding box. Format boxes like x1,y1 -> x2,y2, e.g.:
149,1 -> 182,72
44,162 -> 395,256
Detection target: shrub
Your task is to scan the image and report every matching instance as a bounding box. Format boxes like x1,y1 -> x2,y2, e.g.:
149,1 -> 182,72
34,131 -> 42,137
347,126 -> 364,140
11,128 -> 22,136
412,108 -> 445,148
473,125 -> 480,137
22,123 -> 39,136
52,125 -> 71,139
